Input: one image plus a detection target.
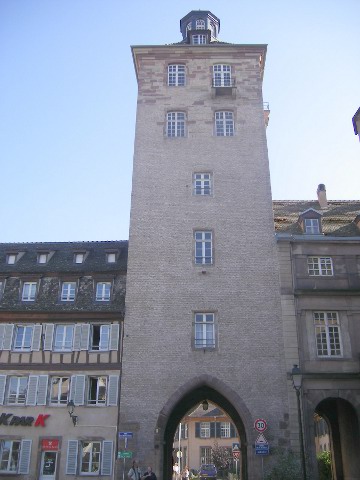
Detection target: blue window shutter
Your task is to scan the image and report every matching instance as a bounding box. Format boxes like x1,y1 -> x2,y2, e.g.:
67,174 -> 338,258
31,324 -> 42,351
215,422 -> 221,438
66,440 -> 79,475
37,375 -> 49,405
109,324 -> 120,350
26,376 -> 38,406
101,440 -> 113,475
0,375 -> 6,404
18,439 -> 32,474
195,422 -> 200,438
210,422 -> 216,438
107,375 -> 119,406
230,423 -> 236,437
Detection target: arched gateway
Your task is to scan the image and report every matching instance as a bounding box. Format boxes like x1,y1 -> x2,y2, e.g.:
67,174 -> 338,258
120,9 -> 290,480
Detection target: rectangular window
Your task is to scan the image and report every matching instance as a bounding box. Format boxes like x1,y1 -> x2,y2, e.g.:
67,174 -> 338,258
61,282 -> 76,302
91,325 -> 110,350
168,64 -> 185,86
13,325 -> 33,351
193,173 -> 212,196
195,313 -> 215,348
213,64 -> 231,87
74,253 -> 85,264
307,257 -> 333,276
81,441 -> 101,474
22,282 -> 37,301
215,111 -> 234,136
6,254 -> 17,265
305,218 -> 320,234
195,231 -> 213,265
200,422 -> 210,438
96,282 -> 111,302
50,376 -> 70,405
220,422 -> 231,438
7,376 -> 28,404
0,281 -> 3,299
54,325 -> 74,351
88,376 -> 107,405
192,34 -> 207,44
37,253 -> 48,264
0,440 -> 21,472
106,252 -> 116,263
200,447 -> 212,465
314,312 -> 342,357
167,112 -> 185,138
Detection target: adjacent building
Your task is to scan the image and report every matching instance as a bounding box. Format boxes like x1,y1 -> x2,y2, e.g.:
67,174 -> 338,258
0,241 -> 127,479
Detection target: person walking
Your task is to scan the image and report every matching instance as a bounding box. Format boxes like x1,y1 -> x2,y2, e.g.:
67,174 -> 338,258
128,460 -> 141,480
141,466 -> 157,480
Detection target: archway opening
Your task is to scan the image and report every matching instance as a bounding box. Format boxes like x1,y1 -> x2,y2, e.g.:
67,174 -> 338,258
315,397 -> 360,479
162,385 -> 247,480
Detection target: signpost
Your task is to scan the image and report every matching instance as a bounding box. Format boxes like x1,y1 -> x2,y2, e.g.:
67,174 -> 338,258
232,442 -> 240,479
118,451 -> 133,459
254,419 -> 267,433
119,432 -> 133,480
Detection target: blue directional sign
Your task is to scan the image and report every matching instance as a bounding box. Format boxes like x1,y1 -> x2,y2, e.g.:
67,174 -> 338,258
119,432 -> 133,439
255,444 -> 269,455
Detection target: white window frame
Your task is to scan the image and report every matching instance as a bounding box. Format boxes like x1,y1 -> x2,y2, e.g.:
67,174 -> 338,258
195,313 -> 215,348
213,64 -> 231,87
22,282 -> 37,301
168,64 -> 185,87
0,440 -> 21,473
13,325 -> 33,352
314,311 -> 342,357
193,173 -> 212,196
96,282 -> 111,302
192,34 -> 207,44
200,446 -> 212,465
305,218 -> 320,234
196,19 -> 206,29
106,252 -> 116,263
307,257 -> 333,276
215,111 -> 234,136
0,280 -> 3,299
7,376 -> 28,405
50,376 -> 70,405
220,422 -> 231,438
80,441 -> 101,474
37,253 -> 48,264
195,231 -> 213,265
91,324 -> 110,351
88,376 -> 107,406
61,282 -> 76,302
6,253 -> 17,265
167,112 -> 185,138
54,325 -> 74,352
200,422 -> 210,438
74,253 -> 85,264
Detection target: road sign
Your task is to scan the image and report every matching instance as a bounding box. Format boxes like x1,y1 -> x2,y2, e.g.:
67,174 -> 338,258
255,433 -> 269,456
233,451 -> 240,460
232,442 -> 240,451
176,451 -> 183,458
118,451 -> 133,459
254,418 -> 267,432
119,432 -> 133,439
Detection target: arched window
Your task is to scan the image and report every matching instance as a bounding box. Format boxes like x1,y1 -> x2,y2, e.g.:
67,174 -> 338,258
196,19 -> 205,29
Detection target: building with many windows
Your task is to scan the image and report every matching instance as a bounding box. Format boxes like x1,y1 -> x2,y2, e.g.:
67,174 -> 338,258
0,241 -> 127,479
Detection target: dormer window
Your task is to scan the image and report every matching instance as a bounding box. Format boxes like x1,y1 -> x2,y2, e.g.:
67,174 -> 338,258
305,218 -> 320,234
7,253 -> 17,265
106,252 -> 116,263
196,19 -> 206,29
38,253 -> 48,264
192,34 -> 207,45
74,252 -> 85,264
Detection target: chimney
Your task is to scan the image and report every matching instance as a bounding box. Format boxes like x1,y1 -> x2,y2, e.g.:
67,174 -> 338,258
317,184 -> 328,209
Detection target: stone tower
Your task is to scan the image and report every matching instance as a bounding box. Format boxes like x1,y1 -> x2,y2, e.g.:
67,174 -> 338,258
120,11 -> 289,480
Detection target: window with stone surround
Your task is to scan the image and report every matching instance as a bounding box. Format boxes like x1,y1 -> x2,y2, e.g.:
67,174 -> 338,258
213,64 -> 231,87
193,173 -> 212,196
168,64 -> 185,86
195,231 -> 213,265
167,112 -> 186,137
307,257 -> 333,276
215,111 -> 234,136
314,311 -> 342,357
194,313 -> 215,348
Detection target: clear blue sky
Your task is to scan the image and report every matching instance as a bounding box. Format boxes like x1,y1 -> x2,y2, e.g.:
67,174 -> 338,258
1,0 -> 359,242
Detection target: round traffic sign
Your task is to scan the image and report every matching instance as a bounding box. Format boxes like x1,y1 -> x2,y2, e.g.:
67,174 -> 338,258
254,418 -> 267,432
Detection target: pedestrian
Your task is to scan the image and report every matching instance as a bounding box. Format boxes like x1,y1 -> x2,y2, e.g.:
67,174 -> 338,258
141,466 -> 157,480
182,465 -> 190,480
173,462 -> 180,480
128,460 -> 141,480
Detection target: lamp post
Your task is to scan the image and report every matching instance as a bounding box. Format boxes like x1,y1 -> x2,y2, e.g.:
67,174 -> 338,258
291,365 -> 306,480
67,400 -> 78,427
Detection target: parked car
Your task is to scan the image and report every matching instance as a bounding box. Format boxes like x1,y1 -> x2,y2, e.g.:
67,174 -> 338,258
199,464 -> 217,480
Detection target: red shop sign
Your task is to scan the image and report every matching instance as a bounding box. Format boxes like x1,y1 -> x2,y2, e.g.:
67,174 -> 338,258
42,439 -> 59,451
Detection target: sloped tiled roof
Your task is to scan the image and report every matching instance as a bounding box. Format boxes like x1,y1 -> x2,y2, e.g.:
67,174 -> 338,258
273,200 -> 360,236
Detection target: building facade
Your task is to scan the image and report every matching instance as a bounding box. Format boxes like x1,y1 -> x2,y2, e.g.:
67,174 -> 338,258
0,241 -> 127,479
120,10 -> 290,480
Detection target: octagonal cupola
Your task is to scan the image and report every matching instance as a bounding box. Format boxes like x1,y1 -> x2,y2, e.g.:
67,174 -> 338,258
180,10 -> 220,44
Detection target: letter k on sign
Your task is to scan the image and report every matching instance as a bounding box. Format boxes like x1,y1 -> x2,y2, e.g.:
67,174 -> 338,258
34,414 -> 50,427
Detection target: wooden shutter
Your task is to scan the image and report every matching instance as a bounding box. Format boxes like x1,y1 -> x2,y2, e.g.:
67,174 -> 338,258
215,422 -> 221,438
37,375 -> 49,405
195,422 -> 200,438
80,324 -> 90,350
107,375 -> 119,406
109,323 -> 119,350
43,324 -> 54,350
26,376 -> 38,406
230,423 -> 236,438
70,375 -> 85,405
210,422 -> 216,438
2,324 -> 14,350
0,375 -> 6,404
66,440 -> 79,475
0,324 -> 5,349
73,324 -> 82,350
101,440 -> 113,475
18,439 -> 32,474
31,324 -> 42,351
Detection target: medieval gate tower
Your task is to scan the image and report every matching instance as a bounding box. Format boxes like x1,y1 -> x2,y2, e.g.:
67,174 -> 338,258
121,11 -> 290,480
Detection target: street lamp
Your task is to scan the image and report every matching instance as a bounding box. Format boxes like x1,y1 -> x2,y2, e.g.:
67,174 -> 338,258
291,365 -> 306,480
67,400 -> 78,426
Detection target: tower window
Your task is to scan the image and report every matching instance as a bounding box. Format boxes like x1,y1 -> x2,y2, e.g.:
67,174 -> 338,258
195,313 -> 215,348
213,65 -> 232,87
196,19 -> 206,29
192,34 -> 207,45
215,111 -> 234,136
194,231 -> 213,265
168,65 -> 185,87
193,173 -> 212,196
186,22 -> 192,31
167,112 -> 186,137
